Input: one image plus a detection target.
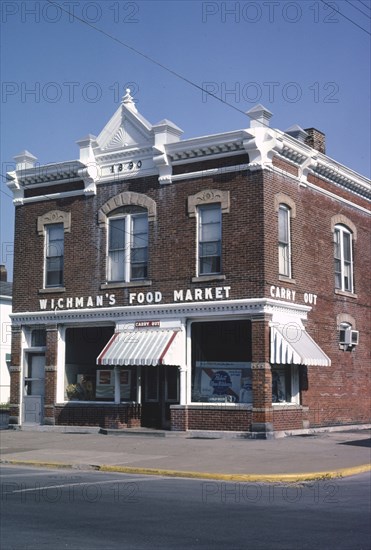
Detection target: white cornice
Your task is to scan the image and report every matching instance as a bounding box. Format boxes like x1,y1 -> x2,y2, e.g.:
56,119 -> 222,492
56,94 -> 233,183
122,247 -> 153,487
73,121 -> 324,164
10,298 -> 311,326
6,106 -> 370,201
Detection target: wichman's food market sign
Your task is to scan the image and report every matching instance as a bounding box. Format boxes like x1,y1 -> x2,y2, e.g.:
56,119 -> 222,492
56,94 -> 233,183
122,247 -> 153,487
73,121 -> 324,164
38,287 -> 232,310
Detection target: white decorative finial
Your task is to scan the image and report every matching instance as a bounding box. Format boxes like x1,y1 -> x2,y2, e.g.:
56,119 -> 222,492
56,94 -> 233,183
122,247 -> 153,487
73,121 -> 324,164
122,88 -> 137,112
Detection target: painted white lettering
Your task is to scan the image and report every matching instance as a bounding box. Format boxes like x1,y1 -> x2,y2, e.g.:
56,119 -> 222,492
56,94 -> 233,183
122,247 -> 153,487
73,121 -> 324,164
39,299 -> 48,310
154,291 -> 162,303
137,293 -> 145,304
174,290 -> 183,302
313,294 -> 317,305
292,290 -> 296,302
270,285 -> 275,298
109,294 -> 116,305
205,288 -> 213,300
75,297 -> 84,308
51,299 -> 55,309
194,288 -> 203,300
146,292 -> 153,303
66,298 -> 73,308
224,286 -> 231,298
57,298 -> 64,309
185,289 -> 193,301
275,287 -> 280,299
286,289 -> 291,301
129,293 -> 136,305
96,295 -> 103,307
87,296 -> 93,307
281,288 -> 286,300
215,287 -> 223,299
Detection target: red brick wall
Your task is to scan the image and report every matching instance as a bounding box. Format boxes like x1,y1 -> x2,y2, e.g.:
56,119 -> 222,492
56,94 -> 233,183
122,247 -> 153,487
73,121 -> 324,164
54,404 -> 141,428
262,165 -> 370,427
171,405 -> 252,432
11,156 -> 371,431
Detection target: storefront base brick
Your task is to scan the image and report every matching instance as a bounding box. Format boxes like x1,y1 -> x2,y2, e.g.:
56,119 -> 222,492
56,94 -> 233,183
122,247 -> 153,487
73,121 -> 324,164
54,404 -> 141,429
171,405 -> 252,432
171,405 -> 314,433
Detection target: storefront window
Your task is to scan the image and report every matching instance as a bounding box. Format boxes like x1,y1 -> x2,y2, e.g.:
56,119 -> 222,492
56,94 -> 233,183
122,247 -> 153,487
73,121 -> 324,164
191,320 -> 252,403
271,365 -> 299,404
65,326 -> 121,402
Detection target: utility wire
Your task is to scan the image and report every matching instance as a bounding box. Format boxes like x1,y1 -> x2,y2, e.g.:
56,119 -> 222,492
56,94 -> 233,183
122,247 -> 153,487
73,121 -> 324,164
45,0 -> 248,118
344,0 -> 371,18
319,0 -> 371,34
357,0 -> 371,12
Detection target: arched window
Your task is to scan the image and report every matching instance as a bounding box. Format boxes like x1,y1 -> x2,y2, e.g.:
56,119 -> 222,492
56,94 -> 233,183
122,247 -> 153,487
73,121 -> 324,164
107,206 -> 148,282
334,225 -> 354,292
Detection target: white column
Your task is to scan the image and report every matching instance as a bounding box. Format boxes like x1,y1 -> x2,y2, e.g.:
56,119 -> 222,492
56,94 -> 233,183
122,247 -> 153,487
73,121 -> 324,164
137,366 -> 142,404
114,367 -> 120,404
179,368 -> 187,405
56,326 -> 66,402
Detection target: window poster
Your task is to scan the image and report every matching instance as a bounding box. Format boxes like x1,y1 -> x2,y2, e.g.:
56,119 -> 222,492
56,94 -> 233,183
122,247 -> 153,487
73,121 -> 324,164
96,370 -> 113,398
195,362 -> 252,403
272,368 -> 287,403
96,369 -> 131,399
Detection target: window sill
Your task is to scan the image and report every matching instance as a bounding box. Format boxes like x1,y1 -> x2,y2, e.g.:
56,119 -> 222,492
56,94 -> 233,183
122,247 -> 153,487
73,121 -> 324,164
181,403 -> 252,409
278,276 -> 296,284
101,280 -> 152,290
39,287 -> 65,294
191,275 -> 226,283
334,289 -> 357,299
272,403 -> 302,408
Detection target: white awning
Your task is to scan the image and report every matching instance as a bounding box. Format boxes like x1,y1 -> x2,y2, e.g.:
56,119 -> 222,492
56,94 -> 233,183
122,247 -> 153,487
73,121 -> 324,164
97,329 -> 183,367
270,326 -> 331,367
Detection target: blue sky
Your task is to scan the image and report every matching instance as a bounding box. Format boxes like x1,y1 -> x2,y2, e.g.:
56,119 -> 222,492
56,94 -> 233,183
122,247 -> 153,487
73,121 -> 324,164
1,0 -> 370,279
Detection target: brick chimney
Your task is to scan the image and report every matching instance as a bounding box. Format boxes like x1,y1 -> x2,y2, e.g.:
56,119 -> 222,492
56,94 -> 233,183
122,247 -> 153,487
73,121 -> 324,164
304,128 -> 326,154
0,265 -> 7,282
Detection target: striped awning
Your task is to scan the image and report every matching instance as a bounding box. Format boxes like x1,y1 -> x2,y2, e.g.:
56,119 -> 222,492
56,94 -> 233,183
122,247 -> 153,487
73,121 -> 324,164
97,329 -> 182,367
270,326 -> 331,367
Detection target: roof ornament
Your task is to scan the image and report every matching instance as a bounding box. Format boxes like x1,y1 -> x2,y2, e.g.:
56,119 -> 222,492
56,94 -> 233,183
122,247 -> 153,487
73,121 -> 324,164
122,88 -> 137,112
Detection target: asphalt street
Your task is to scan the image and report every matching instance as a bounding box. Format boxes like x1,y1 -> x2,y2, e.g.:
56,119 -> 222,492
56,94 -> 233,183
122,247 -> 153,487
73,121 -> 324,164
1,466 -> 370,550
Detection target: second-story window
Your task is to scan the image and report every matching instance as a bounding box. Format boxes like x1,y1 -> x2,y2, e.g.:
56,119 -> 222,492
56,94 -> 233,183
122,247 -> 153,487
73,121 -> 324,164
278,204 -> 291,278
198,204 -> 222,275
108,207 -> 148,282
334,225 -> 353,292
45,223 -> 64,287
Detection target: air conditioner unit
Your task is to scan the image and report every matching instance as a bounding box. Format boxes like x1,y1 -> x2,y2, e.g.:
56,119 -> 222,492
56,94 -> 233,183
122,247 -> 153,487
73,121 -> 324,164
340,328 -> 359,346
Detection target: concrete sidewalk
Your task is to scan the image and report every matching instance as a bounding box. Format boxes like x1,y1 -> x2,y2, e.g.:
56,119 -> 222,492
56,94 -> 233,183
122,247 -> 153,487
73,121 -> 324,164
0,427 -> 370,482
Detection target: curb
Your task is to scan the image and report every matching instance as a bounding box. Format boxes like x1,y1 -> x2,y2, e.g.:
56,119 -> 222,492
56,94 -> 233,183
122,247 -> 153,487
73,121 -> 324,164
1,459 -> 370,482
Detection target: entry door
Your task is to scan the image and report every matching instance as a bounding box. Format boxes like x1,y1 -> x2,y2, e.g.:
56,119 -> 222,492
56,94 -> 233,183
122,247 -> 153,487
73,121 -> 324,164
141,367 -> 179,429
23,354 -> 45,424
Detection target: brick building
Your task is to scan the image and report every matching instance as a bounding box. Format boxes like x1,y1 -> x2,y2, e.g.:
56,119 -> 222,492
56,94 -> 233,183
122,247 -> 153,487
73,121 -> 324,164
6,92 -> 371,436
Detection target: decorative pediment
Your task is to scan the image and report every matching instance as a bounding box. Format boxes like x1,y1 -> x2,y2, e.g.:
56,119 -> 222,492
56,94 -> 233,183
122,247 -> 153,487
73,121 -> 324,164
95,90 -> 154,152
102,118 -> 152,151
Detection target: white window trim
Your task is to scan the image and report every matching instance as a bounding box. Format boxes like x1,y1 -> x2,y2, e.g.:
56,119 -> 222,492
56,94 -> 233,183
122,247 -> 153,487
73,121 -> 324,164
334,225 -> 354,293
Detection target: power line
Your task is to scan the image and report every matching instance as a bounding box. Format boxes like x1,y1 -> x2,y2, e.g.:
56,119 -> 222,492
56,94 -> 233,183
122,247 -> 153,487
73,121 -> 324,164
319,0 -> 371,34
45,0 -> 248,118
358,0 -> 371,12
344,0 -> 371,18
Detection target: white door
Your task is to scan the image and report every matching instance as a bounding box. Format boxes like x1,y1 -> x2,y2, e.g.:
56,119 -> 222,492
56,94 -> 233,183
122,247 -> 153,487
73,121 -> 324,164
23,354 -> 45,424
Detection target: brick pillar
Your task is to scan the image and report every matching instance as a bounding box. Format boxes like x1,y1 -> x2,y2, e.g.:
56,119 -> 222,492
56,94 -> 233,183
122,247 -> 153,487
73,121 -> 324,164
170,405 -> 189,431
44,325 -> 58,425
251,318 -> 273,438
9,325 -> 22,425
